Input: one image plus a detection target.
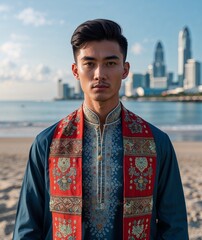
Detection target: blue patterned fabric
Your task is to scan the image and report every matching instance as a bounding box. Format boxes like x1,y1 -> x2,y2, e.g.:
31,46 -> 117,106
82,103 -> 123,239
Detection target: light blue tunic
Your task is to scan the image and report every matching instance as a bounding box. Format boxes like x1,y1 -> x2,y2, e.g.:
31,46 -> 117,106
82,103 -> 123,239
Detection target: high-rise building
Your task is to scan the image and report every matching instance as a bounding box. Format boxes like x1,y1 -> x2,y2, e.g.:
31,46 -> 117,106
144,72 -> 150,88
132,74 -> 145,88
125,72 -> 148,97
167,72 -> 174,88
119,81 -> 125,97
63,83 -> 75,99
150,42 -> 167,89
75,81 -> 84,99
153,41 -> 166,77
56,79 -> 75,100
57,79 -> 63,99
178,27 -> 192,86
125,72 -> 134,97
184,59 -> 201,89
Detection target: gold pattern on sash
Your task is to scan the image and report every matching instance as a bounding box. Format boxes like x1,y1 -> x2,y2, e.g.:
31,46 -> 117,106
124,196 -> 153,217
50,196 -> 82,215
50,139 -> 82,157
123,137 -> 156,156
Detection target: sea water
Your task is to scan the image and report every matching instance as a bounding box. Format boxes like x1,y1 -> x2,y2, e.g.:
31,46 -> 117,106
0,100 -> 202,141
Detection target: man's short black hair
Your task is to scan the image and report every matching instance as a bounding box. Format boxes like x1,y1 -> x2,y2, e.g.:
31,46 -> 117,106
71,19 -> 128,62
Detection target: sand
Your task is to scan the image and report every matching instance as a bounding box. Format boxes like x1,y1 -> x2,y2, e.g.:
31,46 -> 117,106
0,138 -> 201,240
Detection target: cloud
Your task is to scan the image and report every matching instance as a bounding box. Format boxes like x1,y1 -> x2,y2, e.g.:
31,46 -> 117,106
0,41 -> 22,59
1,59 -> 17,69
0,59 -> 17,81
0,4 -> 10,13
52,69 -> 74,83
16,8 -> 51,26
35,64 -> 52,81
18,64 -> 52,82
131,43 -> 144,55
0,60 -> 53,83
0,47 -> 66,83
0,34 -> 30,64
19,65 -> 33,82
36,64 -> 51,75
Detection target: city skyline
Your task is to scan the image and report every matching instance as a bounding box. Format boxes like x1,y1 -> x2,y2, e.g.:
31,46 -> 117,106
0,0 -> 202,100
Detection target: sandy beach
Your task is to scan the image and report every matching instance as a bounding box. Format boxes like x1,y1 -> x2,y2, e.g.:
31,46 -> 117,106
0,138 -> 201,240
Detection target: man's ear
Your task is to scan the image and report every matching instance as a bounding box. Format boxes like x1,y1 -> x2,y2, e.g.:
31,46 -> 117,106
122,62 -> 130,79
72,63 -> 80,80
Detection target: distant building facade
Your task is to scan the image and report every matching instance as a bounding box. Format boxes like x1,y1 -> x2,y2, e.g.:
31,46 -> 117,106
167,72 -> 174,88
56,79 -> 75,100
184,59 -> 201,89
74,81 -> 84,99
125,73 -> 146,96
119,81 -> 126,97
63,83 -> 75,99
150,76 -> 167,89
178,27 -> 192,86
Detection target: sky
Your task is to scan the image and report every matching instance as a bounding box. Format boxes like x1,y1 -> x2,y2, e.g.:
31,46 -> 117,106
0,0 -> 202,100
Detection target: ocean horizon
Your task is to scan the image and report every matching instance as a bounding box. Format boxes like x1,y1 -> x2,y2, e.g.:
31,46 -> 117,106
0,99 -> 202,141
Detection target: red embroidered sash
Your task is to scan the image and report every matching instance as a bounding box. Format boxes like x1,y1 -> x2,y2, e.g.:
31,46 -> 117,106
49,105 -> 156,240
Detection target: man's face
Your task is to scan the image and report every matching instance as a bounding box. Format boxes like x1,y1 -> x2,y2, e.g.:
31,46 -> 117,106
72,40 -> 129,107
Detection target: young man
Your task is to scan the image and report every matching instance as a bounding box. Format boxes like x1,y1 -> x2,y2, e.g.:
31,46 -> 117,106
13,19 -> 188,239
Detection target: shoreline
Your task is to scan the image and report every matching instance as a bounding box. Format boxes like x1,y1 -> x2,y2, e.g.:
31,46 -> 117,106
1,126 -> 202,142
123,95 -> 202,102
0,138 -> 201,239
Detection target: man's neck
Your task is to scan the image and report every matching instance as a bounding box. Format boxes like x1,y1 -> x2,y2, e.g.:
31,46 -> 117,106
83,100 -> 120,126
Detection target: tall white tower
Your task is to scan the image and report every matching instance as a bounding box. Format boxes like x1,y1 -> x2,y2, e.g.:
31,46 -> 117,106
184,59 -> 201,89
57,79 -> 63,99
74,81 -> 83,99
178,27 -> 191,85
125,72 -> 134,97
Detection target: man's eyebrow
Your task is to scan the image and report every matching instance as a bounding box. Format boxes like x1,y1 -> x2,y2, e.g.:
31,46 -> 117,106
104,55 -> 120,60
81,56 -> 95,61
81,55 -> 120,61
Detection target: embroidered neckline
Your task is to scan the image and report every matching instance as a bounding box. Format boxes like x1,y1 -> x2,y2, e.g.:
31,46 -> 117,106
83,102 -> 121,124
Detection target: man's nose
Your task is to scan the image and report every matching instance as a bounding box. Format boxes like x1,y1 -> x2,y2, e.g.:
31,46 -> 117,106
93,65 -> 106,81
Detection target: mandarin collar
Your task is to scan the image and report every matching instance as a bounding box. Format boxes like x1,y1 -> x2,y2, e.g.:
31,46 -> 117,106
83,102 -> 121,125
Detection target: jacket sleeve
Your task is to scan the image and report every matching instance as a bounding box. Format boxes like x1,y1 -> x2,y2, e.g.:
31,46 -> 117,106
13,135 -> 49,240
156,133 -> 189,239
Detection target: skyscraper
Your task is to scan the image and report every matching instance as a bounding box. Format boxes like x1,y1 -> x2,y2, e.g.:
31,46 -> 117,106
153,41 -> 166,77
56,79 -> 75,100
150,41 -> 167,89
57,79 -> 63,99
125,73 -> 146,97
178,27 -> 192,85
184,59 -> 201,89
74,81 -> 84,99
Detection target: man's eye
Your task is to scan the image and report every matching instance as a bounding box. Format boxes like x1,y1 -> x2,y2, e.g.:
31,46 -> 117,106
84,62 -> 94,67
106,62 -> 116,66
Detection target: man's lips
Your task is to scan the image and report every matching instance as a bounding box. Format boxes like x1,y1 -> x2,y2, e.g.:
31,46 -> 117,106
92,83 -> 110,89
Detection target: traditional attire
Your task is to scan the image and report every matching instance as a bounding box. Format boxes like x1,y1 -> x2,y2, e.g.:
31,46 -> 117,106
13,103 -> 188,240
